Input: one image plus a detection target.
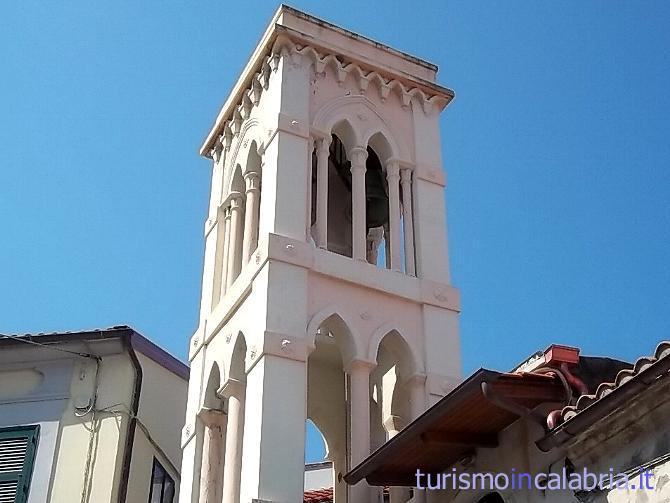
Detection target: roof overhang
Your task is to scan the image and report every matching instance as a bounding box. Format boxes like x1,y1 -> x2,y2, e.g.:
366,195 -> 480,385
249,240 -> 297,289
345,369 -> 567,486
0,326 -> 189,381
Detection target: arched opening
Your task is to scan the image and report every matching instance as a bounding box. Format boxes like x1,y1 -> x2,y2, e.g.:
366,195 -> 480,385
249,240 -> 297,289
306,313 -> 356,502
327,133 -> 353,258
220,334 -> 247,503
198,363 -> 226,503
370,331 -> 414,450
364,146 -> 389,268
243,141 -> 262,261
324,132 -> 391,270
203,362 -> 223,410
228,165 -> 246,285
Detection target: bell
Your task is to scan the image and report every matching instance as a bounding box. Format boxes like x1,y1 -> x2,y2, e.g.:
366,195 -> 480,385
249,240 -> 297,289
365,168 -> 389,229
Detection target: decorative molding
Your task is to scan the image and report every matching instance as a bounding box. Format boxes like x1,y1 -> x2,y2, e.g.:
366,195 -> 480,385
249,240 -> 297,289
282,38 -> 451,114
202,34 -> 452,159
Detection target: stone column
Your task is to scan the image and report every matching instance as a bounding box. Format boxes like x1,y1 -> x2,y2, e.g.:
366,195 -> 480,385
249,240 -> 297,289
386,160 -> 402,271
347,359 -> 375,503
226,192 -> 244,289
219,206 -> 232,300
315,136 -> 331,249
349,146 -> 368,261
221,379 -> 246,503
407,375 -> 427,503
197,408 -> 227,503
400,168 -> 416,276
385,418 -> 411,503
306,137 -> 315,242
407,375 -> 427,422
242,171 -> 261,262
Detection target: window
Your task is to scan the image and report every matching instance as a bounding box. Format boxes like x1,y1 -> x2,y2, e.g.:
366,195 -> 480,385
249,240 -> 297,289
148,458 -> 175,503
0,425 -> 39,503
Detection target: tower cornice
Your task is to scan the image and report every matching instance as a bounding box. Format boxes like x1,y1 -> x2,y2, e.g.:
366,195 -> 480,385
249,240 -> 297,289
199,5 -> 455,159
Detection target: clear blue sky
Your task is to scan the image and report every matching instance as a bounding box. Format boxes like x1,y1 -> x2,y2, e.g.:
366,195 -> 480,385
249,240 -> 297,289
2,1 -> 669,462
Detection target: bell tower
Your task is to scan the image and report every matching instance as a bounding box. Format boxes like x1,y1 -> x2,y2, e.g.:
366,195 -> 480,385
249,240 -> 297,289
179,6 -> 462,503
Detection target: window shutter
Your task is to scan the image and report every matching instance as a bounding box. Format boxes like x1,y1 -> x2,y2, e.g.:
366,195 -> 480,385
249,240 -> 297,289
0,426 -> 39,503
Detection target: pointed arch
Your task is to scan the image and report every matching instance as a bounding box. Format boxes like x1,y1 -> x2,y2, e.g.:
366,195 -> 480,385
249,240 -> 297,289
312,94 -> 409,162
225,331 -> 248,382
244,140 -> 262,176
228,164 -> 245,195
202,360 -> 224,409
306,306 -> 361,365
331,119 -> 358,153
367,131 -> 395,165
368,322 -> 422,377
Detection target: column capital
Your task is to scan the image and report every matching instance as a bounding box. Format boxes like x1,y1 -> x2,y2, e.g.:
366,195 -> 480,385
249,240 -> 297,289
317,136 -> 331,154
343,358 -> 376,375
348,146 -> 368,166
218,201 -> 233,219
244,171 -> 261,192
228,191 -> 244,209
218,378 -> 246,399
385,159 -> 400,180
400,167 -> 413,183
198,407 -> 226,427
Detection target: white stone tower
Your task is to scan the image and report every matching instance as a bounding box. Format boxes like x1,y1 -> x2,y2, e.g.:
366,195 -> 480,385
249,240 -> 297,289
179,6 -> 462,503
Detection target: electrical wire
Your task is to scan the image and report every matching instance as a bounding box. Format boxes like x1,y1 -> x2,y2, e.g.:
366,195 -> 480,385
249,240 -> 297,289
0,334 -> 101,360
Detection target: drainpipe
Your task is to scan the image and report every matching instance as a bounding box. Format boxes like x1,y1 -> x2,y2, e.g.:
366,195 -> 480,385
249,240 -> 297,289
117,331 -> 143,503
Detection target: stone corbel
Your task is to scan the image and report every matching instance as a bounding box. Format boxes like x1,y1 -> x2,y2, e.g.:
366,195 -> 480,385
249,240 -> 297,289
260,60 -> 272,90
251,78 -> 263,105
242,93 -> 253,118
223,123 -> 234,150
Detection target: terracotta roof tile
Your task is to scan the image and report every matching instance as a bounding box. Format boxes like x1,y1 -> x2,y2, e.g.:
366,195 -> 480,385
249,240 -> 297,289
558,340 -> 670,423
303,487 -> 333,503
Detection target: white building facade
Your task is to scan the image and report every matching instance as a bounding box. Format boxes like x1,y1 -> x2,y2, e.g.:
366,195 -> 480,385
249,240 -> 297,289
180,6 -> 462,503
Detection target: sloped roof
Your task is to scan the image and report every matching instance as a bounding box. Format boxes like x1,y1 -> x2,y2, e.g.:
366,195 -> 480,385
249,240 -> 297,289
345,369 -> 567,486
0,325 -> 189,380
537,340 -> 670,450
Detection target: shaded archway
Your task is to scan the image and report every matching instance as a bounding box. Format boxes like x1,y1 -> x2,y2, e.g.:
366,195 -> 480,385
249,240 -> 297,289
242,141 -> 262,261
221,333 -> 247,503
370,330 -> 416,448
306,312 -> 357,502
327,133 -> 353,257
198,362 -> 226,503
227,166 -> 246,285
